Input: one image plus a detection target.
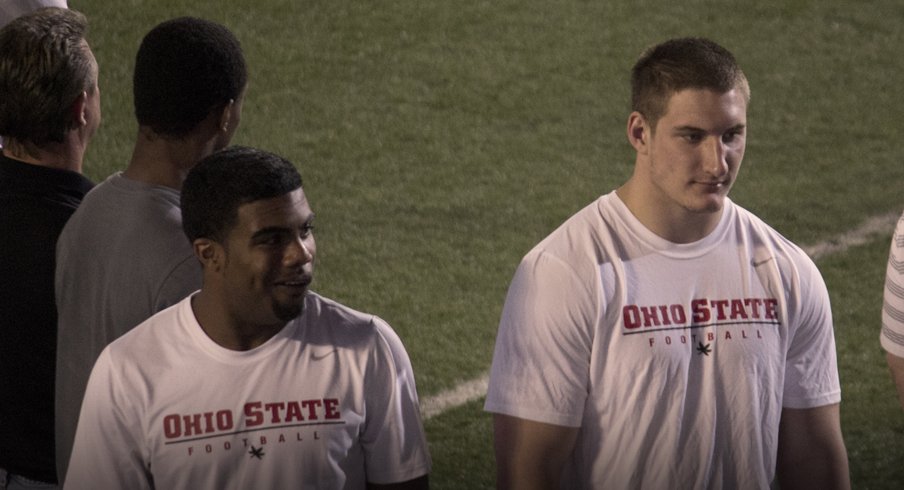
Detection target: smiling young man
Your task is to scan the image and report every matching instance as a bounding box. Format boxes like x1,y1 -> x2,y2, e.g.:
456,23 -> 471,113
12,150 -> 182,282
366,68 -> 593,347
64,146 -> 431,489
485,38 -> 850,489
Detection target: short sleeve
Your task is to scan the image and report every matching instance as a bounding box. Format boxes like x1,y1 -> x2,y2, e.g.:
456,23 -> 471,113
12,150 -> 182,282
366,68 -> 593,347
782,254 -> 841,409
64,349 -> 153,490
485,250 -> 598,427
360,319 -> 431,484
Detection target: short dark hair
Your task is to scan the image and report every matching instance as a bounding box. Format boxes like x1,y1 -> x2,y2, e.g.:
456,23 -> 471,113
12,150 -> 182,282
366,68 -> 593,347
134,17 -> 247,138
631,37 -> 749,129
0,7 -> 93,145
182,146 -> 303,243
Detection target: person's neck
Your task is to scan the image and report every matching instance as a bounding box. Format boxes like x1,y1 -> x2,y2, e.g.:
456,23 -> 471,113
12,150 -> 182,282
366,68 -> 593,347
616,182 -> 723,244
190,291 -> 288,352
2,137 -> 84,173
122,128 -> 218,191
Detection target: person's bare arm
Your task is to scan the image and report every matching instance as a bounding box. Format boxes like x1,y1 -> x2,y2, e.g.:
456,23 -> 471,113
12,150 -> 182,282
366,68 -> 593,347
776,404 -> 850,490
494,414 -> 579,490
886,352 -> 904,411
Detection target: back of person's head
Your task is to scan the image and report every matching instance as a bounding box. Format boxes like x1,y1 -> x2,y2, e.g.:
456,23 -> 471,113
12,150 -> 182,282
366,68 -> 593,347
631,37 -> 749,129
182,146 -> 303,243
134,17 -> 247,138
0,7 -> 93,145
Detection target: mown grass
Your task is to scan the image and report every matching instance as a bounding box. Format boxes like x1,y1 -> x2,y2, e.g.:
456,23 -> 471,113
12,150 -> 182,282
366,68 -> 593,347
71,0 -> 904,487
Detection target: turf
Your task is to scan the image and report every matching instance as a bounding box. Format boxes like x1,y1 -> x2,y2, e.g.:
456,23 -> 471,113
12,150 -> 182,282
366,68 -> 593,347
68,0 -> 904,487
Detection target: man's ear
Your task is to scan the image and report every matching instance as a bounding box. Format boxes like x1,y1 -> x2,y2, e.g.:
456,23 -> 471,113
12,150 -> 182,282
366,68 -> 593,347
193,238 -> 224,272
626,111 -> 650,155
70,91 -> 89,128
217,99 -> 235,134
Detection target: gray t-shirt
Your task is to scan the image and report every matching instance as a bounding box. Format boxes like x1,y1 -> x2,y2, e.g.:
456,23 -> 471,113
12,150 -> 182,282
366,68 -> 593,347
54,172 -> 201,481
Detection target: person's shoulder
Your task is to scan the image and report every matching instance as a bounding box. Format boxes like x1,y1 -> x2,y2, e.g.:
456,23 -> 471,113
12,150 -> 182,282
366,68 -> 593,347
553,194 -> 614,234
527,194 -> 611,248
76,172 -> 178,210
77,171 -> 123,198
302,292 -> 400,346
894,210 -> 904,239
63,173 -> 123,221
728,201 -> 817,267
305,292 -> 375,324
887,210 -> 904,268
103,296 -> 188,361
521,193 -> 618,268
63,172 -> 188,247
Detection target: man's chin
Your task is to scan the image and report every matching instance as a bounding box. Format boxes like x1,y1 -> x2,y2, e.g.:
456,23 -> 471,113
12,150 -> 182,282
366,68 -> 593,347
689,194 -> 727,214
273,294 -> 307,322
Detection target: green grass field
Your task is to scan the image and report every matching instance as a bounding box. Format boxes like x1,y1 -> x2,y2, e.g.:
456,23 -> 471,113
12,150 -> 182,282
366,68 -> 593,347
71,0 -> 904,487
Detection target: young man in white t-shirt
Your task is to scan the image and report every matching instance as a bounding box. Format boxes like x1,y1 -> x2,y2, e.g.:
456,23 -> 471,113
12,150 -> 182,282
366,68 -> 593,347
485,37 -> 850,489
65,146 -> 431,489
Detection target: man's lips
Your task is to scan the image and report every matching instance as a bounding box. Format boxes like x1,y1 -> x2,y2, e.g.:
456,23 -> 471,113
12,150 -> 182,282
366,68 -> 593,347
694,180 -> 729,190
275,276 -> 312,288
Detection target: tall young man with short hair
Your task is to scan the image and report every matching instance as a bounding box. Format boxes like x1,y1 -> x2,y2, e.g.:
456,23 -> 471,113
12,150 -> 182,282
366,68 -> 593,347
54,17 -> 247,480
485,38 -> 850,489
0,7 -> 97,487
65,146 -> 431,489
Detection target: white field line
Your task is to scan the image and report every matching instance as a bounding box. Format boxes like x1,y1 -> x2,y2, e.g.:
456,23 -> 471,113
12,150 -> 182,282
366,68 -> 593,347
802,210 -> 900,261
420,210 -> 901,420
421,374 -> 490,420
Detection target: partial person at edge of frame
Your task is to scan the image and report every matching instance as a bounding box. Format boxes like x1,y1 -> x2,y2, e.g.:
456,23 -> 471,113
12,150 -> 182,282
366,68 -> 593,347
485,37 -> 850,489
0,6 -> 97,489
881,211 -> 904,411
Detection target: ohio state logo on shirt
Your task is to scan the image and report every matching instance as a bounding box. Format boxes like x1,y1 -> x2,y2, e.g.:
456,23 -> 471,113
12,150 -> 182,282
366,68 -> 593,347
162,397 -> 343,441
621,297 -> 780,333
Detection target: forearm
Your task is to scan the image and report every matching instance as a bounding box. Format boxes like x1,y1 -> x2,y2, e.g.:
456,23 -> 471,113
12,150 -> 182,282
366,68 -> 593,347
494,414 -> 578,490
886,352 -> 904,411
776,442 -> 850,490
776,405 -> 850,490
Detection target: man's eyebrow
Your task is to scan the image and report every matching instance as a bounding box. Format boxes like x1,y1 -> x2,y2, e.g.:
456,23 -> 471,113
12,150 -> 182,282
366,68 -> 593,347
673,125 -> 705,133
250,226 -> 294,240
250,215 -> 315,239
672,123 -> 746,133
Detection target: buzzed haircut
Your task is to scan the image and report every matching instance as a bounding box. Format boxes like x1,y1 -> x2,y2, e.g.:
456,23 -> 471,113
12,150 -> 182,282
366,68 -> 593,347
181,146 -> 303,243
631,37 -> 749,129
133,17 -> 247,138
0,7 -> 93,145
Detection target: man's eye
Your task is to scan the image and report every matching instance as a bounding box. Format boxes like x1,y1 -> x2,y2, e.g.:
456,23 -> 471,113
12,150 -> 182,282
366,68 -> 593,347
301,224 -> 315,238
722,131 -> 742,143
255,234 -> 284,247
682,133 -> 703,143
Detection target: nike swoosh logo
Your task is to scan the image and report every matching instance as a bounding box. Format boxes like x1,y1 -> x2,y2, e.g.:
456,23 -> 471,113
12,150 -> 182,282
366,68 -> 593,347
312,349 -> 337,361
751,257 -> 774,267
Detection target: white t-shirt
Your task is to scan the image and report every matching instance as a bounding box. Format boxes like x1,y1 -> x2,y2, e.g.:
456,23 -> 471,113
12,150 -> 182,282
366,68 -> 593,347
881,211 -> 904,357
65,292 -> 431,489
485,192 -> 840,489
56,173 -> 202,480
